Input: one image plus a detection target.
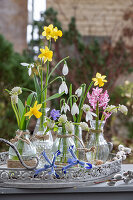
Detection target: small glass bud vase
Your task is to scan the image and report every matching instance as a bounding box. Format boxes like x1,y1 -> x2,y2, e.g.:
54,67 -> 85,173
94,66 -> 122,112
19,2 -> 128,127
74,125 -> 85,160
52,127 -> 76,165
86,120 -> 109,164
8,130 -> 36,161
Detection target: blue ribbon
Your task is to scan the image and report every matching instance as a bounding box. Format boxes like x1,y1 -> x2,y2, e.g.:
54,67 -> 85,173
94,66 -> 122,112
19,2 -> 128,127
62,146 -> 92,174
34,150 -> 61,178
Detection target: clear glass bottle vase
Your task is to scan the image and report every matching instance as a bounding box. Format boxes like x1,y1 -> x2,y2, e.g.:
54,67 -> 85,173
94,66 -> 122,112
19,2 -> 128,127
86,120 -> 109,164
52,127 -> 76,165
33,118 -> 53,168
9,130 -> 36,161
74,125 -> 85,161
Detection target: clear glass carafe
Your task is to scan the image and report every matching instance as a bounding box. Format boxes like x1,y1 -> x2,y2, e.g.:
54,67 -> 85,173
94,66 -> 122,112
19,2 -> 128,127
9,130 -> 36,161
52,127 -> 76,165
86,120 -> 109,164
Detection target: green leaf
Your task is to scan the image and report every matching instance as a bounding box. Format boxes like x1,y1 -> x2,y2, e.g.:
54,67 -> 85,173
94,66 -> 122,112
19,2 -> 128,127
69,84 -> 73,108
43,92 -> 64,102
17,98 -> 24,119
48,56 -> 69,81
34,74 -> 41,103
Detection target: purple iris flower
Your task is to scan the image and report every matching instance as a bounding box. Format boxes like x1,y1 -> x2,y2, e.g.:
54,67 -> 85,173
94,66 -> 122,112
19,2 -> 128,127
50,109 -> 60,120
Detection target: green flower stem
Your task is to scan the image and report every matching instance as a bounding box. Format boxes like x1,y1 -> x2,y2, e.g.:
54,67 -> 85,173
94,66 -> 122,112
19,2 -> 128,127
11,101 -> 20,128
62,123 -> 67,163
77,81 -> 93,123
95,101 -> 99,160
75,125 -> 79,158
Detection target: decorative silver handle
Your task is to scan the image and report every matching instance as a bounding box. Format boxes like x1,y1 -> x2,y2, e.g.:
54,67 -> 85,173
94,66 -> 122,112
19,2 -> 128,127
0,138 -> 39,170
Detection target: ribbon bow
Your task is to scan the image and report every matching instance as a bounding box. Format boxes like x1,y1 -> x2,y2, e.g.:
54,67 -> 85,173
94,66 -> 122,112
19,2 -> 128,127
34,150 -> 61,178
62,145 -> 92,174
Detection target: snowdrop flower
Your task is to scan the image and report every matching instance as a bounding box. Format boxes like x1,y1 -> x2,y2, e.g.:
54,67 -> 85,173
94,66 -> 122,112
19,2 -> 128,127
71,103 -> 79,115
11,87 -> 22,95
11,95 -> 18,104
124,147 -> 131,154
61,103 -> 70,113
62,63 -> 69,76
75,87 -> 82,97
58,115 -> 67,124
118,144 -> 125,151
21,63 -> 34,76
65,121 -> 74,133
82,104 -> 97,122
106,105 -> 117,113
80,122 -> 89,131
58,81 -> 68,94
118,104 -> 128,115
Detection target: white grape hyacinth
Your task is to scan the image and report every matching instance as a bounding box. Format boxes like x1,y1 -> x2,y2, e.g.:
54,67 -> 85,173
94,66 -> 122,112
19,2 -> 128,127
11,95 -> 18,104
62,63 -> 69,76
58,115 -> 67,124
11,87 -> 22,95
65,121 -> 74,133
61,103 -> 70,113
82,104 -> 97,122
118,104 -> 128,115
71,103 -> 79,115
80,122 -> 89,131
21,63 -> 34,76
75,87 -> 82,97
58,81 -> 68,94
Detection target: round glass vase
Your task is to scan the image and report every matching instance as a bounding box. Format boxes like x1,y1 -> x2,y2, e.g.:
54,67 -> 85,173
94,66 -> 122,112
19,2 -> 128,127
52,127 -> 76,165
74,125 -> 85,161
86,120 -> 109,164
8,130 -> 36,161
33,118 -> 53,168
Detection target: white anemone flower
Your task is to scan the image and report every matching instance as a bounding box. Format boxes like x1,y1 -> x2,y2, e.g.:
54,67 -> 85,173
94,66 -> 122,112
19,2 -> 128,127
21,63 -> 34,76
62,63 -> 69,76
118,104 -> 128,115
61,103 -> 70,113
58,114 -> 67,124
75,87 -> 82,97
71,103 -> 79,115
80,122 -> 89,131
65,121 -> 74,133
58,81 -> 68,94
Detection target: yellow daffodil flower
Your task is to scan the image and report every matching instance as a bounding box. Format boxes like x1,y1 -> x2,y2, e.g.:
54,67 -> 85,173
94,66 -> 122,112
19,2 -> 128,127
38,46 -> 53,63
52,27 -> 63,41
42,24 -> 53,40
24,101 -> 42,119
92,72 -> 107,87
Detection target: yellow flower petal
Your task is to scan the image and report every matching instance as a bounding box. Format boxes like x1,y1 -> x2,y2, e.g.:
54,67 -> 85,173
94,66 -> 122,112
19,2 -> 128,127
36,104 -> 42,110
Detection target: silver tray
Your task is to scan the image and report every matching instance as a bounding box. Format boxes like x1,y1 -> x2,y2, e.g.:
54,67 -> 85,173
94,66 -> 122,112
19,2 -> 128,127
0,152 -> 122,188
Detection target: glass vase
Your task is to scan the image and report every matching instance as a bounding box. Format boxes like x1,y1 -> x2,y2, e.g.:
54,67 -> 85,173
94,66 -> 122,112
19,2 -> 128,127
52,127 -> 76,165
33,118 -> 53,168
9,130 -> 36,161
74,125 -> 85,161
86,120 -> 109,164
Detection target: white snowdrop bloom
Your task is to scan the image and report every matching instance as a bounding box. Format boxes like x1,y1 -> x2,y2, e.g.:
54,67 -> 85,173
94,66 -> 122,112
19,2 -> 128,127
61,103 -> 70,113
11,87 -> 22,95
124,147 -> 131,154
21,63 -> 34,76
118,104 -> 128,115
62,63 -> 69,76
65,121 -> 74,133
118,144 -> 125,151
58,81 -> 68,94
71,103 -> 79,115
80,122 -> 89,131
85,111 -> 97,122
82,104 -> 91,112
11,95 -> 18,104
106,105 -> 117,113
122,155 -> 127,160
58,115 -> 67,124
75,87 -> 82,97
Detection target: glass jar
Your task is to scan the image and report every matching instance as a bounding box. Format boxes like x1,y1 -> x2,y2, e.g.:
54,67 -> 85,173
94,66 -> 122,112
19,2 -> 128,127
52,127 -> 76,165
9,130 -> 36,161
86,120 -> 109,164
74,125 -> 85,161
